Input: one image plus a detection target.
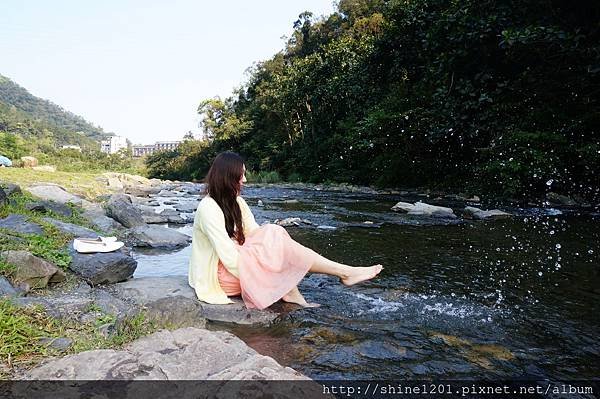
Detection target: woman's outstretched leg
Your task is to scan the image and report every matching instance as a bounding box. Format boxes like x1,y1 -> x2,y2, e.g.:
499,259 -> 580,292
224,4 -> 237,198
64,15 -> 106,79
309,253 -> 383,286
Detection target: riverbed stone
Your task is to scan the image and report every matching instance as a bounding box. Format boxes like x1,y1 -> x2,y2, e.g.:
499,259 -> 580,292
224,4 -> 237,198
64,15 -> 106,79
68,245 -> 137,285
392,201 -> 457,218
38,337 -> 73,352
127,225 -> 191,249
20,156 -> 38,167
20,327 -> 311,385
25,200 -> 73,217
546,192 -> 577,206
107,176 -> 124,190
141,213 -> 170,224
0,182 -> 21,196
0,188 -> 7,206
174,202 -> 199,213
14,290 -> 95,320
41,217 -> 99,238
109,276 -> 278,325
125,185 -> 162,197
0,276 -> 19,298
81,205 -> 124,233
105,194 -> 145,228
0,250 -> 66,291
25,184 -> 91,207
0,214 -> 43,235
463,206 -> 511,220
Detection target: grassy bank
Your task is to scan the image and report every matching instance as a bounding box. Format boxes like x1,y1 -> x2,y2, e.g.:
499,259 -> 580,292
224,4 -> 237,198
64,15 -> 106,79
0,298 -> 158,378
0,168 -> 113,200
0,187 -> 160,377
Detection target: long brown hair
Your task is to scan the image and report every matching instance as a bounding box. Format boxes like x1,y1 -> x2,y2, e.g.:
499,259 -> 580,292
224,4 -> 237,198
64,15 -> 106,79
204,151 -> 245,244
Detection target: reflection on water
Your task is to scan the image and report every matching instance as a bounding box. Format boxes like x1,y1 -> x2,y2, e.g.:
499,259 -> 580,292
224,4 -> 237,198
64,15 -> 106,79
133,186 -> 600,380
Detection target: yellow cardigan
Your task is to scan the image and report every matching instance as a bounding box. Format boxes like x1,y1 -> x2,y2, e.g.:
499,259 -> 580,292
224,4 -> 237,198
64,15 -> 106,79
188,195 -> 260,304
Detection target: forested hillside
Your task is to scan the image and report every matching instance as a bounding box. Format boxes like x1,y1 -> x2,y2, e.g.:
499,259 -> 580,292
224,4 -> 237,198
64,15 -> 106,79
0,74 -> 106,141
147,0 -> 599,201
0,75 -> 138,172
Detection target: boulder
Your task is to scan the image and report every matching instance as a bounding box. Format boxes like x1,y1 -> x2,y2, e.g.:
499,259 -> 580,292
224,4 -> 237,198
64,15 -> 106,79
0,188 -> 7,206
41,217 -> 99,238
275,217 -> 303,227
38,337 -> 73,352
32,165 -> 56,172
174,202 -> 199,213
0,250 -> 66,291
0,182 -> 21,196
14,288 -> 95,321
0,214 -> 44,235
463,206 -> 511,220
110,276 -> 278,325
20,156 -> 38,168
546,192 -> 577,206
128,225 -> 191,249
0,231 -> 26,245
124,186 -> 161,197
391,201 -> 457,218
81,205 -> 124,233
20,327 -> 311,384
157,190 -> 185,197
25,200 -> 73,217
14,283 -> 134,323
68,245 -> 137,285
26,184 -> 91,207
141,213 -> 170,224
107,177 -> 124,190
105,194 -> 145,228
0,276 -> 20,298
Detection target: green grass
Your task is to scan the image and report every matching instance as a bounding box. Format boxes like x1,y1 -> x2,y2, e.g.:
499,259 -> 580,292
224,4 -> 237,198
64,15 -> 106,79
0,300 -> 56,375
0,168 -> 112,200
246,170 -> 282,184
0,299 -> 160,377
0,258 -> 16,277
0,191 -> 108,270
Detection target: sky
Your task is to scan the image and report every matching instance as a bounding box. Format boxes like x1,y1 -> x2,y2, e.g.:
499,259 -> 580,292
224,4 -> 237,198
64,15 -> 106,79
0,0 -> 336,144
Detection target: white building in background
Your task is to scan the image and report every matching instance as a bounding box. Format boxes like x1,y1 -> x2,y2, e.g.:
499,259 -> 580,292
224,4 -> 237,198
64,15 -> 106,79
155,141 -> 181,151
100,136 -> 128,154
132,144 -> 155,157
132,140 -> 182,157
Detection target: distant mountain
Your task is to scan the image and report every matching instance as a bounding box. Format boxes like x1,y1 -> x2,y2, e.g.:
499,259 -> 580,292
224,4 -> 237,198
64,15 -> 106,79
0,74 -> 108,142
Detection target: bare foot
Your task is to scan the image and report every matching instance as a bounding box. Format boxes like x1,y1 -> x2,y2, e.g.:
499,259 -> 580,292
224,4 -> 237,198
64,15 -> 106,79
282,291 -> 321,308
341,264 -> 383,286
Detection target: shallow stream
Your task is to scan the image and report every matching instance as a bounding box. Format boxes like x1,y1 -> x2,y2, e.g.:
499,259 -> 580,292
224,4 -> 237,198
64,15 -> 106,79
132,186 -> 599,380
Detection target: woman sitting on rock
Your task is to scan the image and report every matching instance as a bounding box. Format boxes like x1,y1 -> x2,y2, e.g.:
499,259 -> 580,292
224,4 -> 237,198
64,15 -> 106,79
188,151 -> 383,309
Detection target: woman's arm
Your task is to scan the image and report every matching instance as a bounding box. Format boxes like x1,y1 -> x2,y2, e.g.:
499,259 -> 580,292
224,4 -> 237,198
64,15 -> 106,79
238,196 -> 260,234
198,201 -> 240,277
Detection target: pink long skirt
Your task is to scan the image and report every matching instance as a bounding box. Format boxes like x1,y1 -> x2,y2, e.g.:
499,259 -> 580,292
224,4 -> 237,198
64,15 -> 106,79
217,224 -> 318,310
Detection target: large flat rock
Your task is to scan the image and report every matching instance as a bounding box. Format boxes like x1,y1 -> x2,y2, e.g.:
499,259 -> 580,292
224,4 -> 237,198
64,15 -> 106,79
110,276 -> 278,325
0,214 -> 43,235
18,328 -> 313,389
127,225 -> 191,249
41,217 -> 99,238
26,184 -> 92,208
